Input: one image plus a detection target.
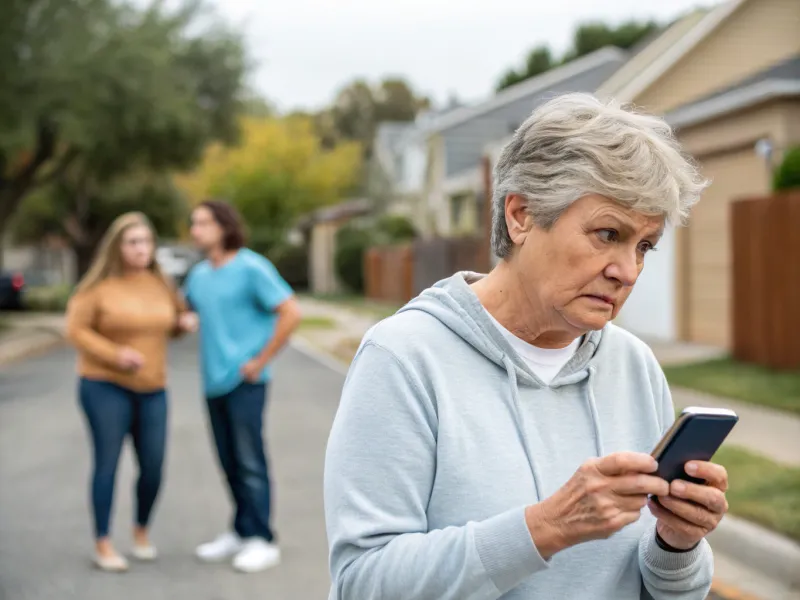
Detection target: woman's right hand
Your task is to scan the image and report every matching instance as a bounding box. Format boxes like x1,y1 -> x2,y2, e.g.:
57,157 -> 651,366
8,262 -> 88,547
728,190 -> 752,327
116,346 -> 145,371
525,452 -> 669,559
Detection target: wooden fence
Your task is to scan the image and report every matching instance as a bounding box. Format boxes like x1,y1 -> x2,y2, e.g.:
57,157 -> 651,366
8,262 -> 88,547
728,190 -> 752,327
364,244 -> 414,304
365,236 -> 489,304
731,192 -> 800,369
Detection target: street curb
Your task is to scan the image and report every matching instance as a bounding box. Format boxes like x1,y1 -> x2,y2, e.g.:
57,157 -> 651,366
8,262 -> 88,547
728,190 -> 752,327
0,328 -> 66,366
708,514 -> 800,588
290,336 -> 351,376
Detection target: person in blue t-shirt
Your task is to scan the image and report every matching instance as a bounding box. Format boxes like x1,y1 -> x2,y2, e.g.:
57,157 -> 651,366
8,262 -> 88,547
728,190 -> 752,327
182,200 -> 301,573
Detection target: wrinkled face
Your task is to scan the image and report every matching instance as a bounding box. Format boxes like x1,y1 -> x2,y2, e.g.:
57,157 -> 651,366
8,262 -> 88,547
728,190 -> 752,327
189,206 -> 223,252
508,193 -> 664,333
120,224 -> 154,270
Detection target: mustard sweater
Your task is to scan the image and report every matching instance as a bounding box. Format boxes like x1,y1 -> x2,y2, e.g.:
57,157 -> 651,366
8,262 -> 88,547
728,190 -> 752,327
66,272 -> 186,392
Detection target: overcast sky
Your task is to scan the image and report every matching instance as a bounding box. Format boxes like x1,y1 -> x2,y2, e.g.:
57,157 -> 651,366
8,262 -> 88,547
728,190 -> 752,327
212,0 -> 717,112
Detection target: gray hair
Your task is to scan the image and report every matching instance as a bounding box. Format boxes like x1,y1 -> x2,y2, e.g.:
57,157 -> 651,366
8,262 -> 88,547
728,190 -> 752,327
491,92 -> 709,257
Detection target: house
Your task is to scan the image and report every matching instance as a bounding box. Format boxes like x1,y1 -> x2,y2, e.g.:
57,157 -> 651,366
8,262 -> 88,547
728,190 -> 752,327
422,46 -> 628,238
369,109 -> 449,234
596,0 -> 800,347
297,199 -> 373,296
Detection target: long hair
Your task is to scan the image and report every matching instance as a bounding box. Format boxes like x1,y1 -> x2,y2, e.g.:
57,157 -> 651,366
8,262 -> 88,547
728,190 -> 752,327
75,212 -> 170,294
197,199 -> 246,251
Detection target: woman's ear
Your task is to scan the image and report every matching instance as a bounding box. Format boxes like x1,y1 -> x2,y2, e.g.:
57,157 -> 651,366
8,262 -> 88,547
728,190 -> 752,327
505,194 -> 533,246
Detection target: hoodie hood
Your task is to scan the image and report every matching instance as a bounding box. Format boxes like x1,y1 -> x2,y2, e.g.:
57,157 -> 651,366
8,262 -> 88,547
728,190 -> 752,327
398,271 -> 604,389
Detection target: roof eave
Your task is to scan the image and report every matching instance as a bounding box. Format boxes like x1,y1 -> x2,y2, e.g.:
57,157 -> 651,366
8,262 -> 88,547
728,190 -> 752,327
666,79 -> 800,129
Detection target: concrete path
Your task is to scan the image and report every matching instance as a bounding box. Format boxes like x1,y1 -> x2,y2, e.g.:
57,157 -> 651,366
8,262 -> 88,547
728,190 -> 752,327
0,337 -> 339,600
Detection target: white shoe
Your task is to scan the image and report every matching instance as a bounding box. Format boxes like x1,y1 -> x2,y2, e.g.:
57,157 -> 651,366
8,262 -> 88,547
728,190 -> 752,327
232,539 -> 281,573
195,532 -> 243,563
94,552 -> 129,572
131,543 -> 158,561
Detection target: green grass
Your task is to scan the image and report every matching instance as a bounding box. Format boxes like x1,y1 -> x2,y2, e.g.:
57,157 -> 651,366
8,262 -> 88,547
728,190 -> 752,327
23,284 -> 73,313
305,293 -> 401,320
714,445 -> 800,542
663,357 -> 800,415
299,315 -> 337,330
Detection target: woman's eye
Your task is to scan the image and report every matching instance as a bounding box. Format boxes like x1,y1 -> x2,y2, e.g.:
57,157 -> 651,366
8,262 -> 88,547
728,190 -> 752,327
638,241 -> 657,254
597,229 -> 618,242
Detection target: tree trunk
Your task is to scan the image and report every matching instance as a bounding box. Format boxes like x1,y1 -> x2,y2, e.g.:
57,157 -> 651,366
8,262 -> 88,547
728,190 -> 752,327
74,243 -> 96,280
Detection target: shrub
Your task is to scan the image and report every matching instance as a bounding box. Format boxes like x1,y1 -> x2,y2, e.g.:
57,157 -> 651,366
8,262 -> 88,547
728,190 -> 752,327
24,285 -> 73,312
774,146 -> 800,191
333,215 -> 418,293
374,214 -> 417,244
335,224 -> 374,293
268,243 -> 309,291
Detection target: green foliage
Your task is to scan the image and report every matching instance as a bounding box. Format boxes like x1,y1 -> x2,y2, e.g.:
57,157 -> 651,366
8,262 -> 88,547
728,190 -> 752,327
372,214 -> 418,245
12,173 -> 190,275
315,78 -> 429,157
177,115 -> 362,257
0,0 -> 247,261
773,146 -> 800,191
572,20 -> 658,57
267,243 -> 309,291
334,215 -> 417,293
23,285 -> 73,312
334,224 -> 374,293
496,19 -> 657,91
497,47 -> 553,91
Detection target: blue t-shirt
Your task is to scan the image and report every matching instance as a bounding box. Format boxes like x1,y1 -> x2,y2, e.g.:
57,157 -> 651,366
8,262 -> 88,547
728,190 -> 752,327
184,248 -> 293,398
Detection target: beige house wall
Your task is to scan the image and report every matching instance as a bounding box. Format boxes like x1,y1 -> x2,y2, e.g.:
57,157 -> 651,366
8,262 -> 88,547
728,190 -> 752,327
676,100 -> 800,347
635,0 -> 800,114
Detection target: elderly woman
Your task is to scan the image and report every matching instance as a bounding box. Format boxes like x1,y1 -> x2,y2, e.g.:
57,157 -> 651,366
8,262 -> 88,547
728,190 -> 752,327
324,93 -> 727,600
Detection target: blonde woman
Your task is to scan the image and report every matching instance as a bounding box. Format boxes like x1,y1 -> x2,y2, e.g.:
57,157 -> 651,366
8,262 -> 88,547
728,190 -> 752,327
66,212 -> 197,571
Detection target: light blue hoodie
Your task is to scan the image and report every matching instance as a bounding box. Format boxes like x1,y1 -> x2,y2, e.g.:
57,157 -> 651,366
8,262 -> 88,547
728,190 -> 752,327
324,273 -> 713,600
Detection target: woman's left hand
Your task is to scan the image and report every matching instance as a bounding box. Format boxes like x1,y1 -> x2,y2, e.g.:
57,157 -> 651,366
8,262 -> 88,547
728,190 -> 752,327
178,311 -> 199,333
647,460 -> 729,550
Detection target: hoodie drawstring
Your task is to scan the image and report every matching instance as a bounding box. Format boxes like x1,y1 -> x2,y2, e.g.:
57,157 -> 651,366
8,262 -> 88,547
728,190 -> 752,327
585,366 -> 605,457
501,356 -> 545,501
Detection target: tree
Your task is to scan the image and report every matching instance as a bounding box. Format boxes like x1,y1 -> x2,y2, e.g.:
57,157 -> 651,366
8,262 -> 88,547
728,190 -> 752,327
12,173 -> 188,275
176,115 -> 363,255
0,0 -> 246,266
496,20 -> 657,91
316,78 -> 429,157
571,20 -> 658,58
497,46 -> 553,91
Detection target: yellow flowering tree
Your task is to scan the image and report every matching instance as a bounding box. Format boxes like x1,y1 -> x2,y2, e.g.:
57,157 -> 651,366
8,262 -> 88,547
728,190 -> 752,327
176,115 -> 362,252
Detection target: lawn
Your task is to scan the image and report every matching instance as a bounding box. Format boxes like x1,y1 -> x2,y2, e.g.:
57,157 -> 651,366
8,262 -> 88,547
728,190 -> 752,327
663,357 -> 800,415
714,445 -> 800,542
305,293 -> 401,321
299,315 -> 337,330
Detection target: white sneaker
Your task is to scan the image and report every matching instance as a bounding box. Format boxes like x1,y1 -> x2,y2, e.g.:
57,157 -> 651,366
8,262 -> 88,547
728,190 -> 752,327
195,532 -> 243,562
232,539 -> 281,573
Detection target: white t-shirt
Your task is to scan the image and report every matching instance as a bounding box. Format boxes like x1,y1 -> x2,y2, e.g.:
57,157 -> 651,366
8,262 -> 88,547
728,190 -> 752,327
485,310 -> 580,385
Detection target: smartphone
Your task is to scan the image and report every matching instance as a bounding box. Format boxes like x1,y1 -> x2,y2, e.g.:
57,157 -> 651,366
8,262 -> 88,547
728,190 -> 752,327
651,406 -> 739,484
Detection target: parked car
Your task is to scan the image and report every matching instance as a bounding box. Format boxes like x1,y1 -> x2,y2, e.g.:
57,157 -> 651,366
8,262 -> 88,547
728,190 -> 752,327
0,271 -> 25,310
155,245 -> 200,287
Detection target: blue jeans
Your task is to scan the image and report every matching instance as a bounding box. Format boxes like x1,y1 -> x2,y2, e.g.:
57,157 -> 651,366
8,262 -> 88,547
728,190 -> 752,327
78,378 -> 167,539
206,382 -> 274,542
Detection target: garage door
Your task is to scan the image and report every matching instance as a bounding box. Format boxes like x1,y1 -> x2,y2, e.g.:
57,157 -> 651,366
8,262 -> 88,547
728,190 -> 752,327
684,147 -> 770,347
